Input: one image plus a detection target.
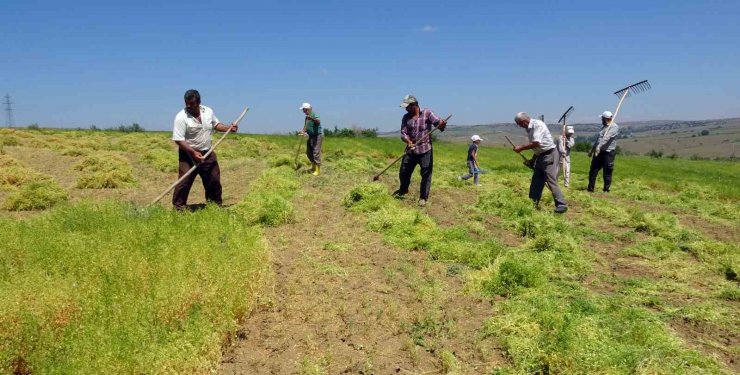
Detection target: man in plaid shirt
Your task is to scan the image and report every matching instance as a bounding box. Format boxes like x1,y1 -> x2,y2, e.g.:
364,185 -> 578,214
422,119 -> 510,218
393,95 -> 447,206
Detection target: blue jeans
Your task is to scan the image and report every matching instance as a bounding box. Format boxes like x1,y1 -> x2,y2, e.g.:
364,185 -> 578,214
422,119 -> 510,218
460,161 -> 479,184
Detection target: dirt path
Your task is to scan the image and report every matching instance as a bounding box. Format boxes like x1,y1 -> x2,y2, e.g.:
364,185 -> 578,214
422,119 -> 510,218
221,175 -> 505,374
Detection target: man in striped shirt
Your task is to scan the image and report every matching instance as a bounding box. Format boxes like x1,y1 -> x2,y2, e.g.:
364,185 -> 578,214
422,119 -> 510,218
393,95 -> 447,206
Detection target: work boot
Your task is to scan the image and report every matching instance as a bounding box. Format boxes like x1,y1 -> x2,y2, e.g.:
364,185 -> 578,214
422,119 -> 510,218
312,164 -> 321,176
554,205 -> 568,214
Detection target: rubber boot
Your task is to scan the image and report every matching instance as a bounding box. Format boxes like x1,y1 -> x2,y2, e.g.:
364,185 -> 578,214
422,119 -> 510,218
312,164 -> 321,176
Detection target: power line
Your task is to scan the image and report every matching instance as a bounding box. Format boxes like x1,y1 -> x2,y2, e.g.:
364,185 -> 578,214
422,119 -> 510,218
3,94 -> 14,127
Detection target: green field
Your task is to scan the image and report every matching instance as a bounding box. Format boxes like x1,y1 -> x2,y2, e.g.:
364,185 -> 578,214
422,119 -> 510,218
0,128 -> 738,374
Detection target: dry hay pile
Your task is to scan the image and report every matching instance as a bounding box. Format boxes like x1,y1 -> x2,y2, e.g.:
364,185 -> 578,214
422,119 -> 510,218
0,155 -> 68,210
142,149 -> 177,173
73,153 -> 136,189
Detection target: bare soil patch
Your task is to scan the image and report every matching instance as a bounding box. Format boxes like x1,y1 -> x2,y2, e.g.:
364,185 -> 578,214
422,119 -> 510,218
221,177 -> 506,374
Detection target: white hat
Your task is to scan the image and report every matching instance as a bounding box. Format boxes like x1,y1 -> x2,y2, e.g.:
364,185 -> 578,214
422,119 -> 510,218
471,135 -> 483,142
400,94 -> 418,108
300,102 -> 312,110
601,111 -> 613,119
566,126 -> 575,134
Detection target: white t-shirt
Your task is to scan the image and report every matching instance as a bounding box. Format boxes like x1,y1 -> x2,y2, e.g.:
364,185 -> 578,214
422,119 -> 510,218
526,119 -> 556,155
172,105 -> 220,151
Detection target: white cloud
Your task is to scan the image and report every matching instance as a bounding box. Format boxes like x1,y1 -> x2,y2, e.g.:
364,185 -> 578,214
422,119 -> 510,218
421,25 -> 438,33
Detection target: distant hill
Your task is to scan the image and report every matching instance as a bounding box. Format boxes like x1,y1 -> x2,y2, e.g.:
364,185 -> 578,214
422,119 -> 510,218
381,118 -> 740,159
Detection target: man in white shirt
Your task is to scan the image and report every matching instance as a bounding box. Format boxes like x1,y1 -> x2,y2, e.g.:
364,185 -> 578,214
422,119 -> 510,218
171,89 -> 238,210
557,126 -> 576,188
512,112 -> 567,213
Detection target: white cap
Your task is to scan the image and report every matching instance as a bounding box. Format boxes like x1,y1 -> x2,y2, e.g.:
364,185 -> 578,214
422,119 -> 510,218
566,126 -> 574,134
300,102 -> 312,110
601,111 -> 613,119
400,94 -> 418,108
471,135 -> 483,142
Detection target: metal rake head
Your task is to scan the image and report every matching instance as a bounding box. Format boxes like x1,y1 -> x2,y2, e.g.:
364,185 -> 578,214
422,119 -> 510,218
614,80 -> 651,98
557,106 -> 575,125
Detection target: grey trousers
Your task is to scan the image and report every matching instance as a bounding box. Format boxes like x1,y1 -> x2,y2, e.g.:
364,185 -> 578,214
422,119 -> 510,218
530,149 -> 567,208
306,135 -> 322,165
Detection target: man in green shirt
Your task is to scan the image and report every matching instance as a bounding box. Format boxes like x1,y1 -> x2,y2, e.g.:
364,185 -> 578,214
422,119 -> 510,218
299,102 -> 322,176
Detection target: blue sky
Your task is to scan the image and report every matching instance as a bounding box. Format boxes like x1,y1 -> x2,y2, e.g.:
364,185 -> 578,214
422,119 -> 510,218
2,0 -> 739,133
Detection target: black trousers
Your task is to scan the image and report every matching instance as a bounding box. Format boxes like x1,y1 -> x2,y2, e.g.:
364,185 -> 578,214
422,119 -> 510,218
172,149 -> 222,209
588,151 -> 616,192
398,150 -> 433,200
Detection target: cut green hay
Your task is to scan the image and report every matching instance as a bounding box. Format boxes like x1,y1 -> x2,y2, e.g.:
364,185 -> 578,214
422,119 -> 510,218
219,137 -> 279,160
483,287 -> 725,374
75,170 -> 137,189
235,192 -> 295,226
3,180 -> 68,211
0,201 -> 269,374
439,350 -> 461,375
142,149 -> 177,173
268,155 -> 294,168
428,228 -> 507,269
73,153 -> 130,173
717,287 -> 740,301
482,253 -> 547,297
256,166 -> 300,194
1,136 -> 20,147
0,155 -> 20,168
233,166 -> 299,227
333,157 -> 375,172
73,154 -> 136,189
342,183 -> 392,212
0,166 -> 51,190
60,148 -> 90,157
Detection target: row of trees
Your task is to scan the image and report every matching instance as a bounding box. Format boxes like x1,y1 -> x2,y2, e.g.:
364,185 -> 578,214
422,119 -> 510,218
323,126 -> 378,138
89,123 -> 145,132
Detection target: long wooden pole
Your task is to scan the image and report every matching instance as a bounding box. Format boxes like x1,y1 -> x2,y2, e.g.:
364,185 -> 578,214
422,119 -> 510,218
504,135 -> 529,161
610,89 -> 630,126
149,106 -> 249,206
293,134 -> 304,170
373,115 -> 451,181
